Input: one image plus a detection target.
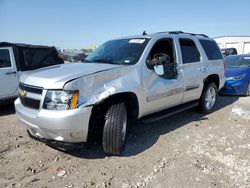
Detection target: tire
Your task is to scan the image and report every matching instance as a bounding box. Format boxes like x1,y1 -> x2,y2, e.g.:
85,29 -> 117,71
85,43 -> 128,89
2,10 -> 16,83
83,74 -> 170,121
199,82 -> 218,114
102,103 -> 127,155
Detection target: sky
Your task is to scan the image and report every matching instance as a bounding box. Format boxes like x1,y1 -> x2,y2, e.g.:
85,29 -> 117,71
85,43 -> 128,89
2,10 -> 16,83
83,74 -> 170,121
0,0 -> 250,49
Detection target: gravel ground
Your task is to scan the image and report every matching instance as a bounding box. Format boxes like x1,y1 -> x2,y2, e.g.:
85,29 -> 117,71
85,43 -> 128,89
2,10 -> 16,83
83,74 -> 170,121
0,96 -> 249,188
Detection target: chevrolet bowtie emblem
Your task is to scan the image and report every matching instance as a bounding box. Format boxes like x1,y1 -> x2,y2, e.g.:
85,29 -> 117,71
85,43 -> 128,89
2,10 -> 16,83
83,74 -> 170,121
19,89 -> 26,97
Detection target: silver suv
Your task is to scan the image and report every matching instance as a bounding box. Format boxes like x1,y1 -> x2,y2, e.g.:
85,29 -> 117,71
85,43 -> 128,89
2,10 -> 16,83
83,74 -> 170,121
15,31 -> 226,155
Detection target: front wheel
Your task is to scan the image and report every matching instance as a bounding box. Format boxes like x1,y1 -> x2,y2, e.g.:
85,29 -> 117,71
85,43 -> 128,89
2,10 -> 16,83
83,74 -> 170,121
199,82 -> 218,114
102,103 -> 127,155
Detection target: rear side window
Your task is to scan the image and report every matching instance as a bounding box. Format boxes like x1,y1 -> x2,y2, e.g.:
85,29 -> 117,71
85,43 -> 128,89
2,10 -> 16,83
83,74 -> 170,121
179,39 -> 200,64
199,40 -> 223,60
0,49 -> 11,68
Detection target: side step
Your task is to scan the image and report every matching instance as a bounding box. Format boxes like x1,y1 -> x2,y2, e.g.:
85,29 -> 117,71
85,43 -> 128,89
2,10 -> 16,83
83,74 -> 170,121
138,100 -> 199,124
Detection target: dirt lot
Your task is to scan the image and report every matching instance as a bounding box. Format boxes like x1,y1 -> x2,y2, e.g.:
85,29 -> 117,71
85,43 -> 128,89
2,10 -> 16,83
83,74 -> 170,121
0,96 -> 249,188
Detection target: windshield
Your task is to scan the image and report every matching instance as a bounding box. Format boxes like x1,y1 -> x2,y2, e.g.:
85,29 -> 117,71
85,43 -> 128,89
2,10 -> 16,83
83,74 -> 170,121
226,56 -> 250,68
84,38 -> 150,65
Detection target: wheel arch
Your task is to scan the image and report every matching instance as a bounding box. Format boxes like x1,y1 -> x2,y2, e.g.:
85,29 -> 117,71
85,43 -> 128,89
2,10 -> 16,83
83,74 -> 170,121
90,92 -> 140,122
204,74 -> 220,89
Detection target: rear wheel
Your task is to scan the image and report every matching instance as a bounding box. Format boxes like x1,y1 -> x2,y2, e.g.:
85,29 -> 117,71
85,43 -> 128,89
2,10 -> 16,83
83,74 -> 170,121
199,82 -> 218,114
102,103 -> 127,155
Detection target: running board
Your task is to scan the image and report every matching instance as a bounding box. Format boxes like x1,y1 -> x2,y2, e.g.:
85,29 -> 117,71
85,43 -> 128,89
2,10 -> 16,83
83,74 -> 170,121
138,100 -> 199,124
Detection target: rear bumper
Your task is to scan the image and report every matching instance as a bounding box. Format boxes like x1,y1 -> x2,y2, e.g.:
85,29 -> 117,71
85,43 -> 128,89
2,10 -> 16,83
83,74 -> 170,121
15,98 -> 93,143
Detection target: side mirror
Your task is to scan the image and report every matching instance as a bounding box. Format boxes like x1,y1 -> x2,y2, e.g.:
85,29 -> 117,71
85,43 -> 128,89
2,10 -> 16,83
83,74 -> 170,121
146,58 -> 164,76
146,59 -> 156,69
147,53 -> 178,79
153,65 -> 164,76
147,53 -> 168,68
151,54 -> 171,77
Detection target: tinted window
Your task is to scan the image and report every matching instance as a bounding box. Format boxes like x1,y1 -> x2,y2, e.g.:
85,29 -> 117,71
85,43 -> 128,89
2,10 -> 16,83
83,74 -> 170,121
179,39 -> 200,64
149,38 -> 175,62
0,49 -> 11,68
19,48 -> 63,70
85,38 -> 150,65
200,40 -> 223,60
226,56 -> 250,68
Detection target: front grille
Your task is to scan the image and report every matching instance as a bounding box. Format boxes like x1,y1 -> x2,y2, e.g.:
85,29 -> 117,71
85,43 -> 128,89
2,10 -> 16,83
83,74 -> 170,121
19,96 -> 40,109
19,83 -> 43,94
19,83 -> 43,110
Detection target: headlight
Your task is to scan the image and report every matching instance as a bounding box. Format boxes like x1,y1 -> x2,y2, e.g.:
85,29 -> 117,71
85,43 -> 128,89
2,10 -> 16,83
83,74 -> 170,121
226,73 -> 246,81
43,90 -> 79,110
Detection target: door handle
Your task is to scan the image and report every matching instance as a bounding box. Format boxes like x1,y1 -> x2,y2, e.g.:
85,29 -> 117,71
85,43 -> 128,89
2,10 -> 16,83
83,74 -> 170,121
198,67 -> 206,72
5,71 -> 17,75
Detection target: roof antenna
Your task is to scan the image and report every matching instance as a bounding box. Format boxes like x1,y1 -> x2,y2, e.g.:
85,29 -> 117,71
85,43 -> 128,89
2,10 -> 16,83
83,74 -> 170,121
142,31 -> 147,35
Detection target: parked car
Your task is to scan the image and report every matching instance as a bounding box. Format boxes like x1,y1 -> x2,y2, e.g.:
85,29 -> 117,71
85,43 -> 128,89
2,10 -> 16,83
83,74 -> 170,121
15,31 -> 225,155
0,42 -> 64,103
221,48 -> 238,56
220,54 -> 250,95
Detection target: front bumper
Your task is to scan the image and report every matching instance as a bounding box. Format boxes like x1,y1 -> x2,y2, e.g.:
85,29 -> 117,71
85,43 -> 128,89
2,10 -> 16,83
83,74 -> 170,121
219,79 -> 248,95
15,98 -> 93,143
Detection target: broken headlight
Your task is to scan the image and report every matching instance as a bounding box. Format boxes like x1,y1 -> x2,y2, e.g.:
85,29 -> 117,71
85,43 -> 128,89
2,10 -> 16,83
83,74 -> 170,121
43,90 -> 79,110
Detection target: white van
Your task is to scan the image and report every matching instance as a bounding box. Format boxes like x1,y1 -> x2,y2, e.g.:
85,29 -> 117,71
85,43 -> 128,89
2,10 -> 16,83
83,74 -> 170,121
0,42 -> 64,103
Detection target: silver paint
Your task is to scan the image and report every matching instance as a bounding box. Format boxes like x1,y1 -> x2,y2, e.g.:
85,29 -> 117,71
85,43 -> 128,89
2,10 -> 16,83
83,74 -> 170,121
15,32 -> 226,143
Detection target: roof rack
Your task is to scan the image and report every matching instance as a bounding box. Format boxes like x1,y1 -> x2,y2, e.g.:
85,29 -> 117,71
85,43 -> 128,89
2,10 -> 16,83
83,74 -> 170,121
155,31 -> 209,38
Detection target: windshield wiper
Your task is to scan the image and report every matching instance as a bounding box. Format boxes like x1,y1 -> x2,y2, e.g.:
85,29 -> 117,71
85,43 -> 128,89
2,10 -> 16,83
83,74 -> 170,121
82,59 -> 90,62
93,58 -> 117,64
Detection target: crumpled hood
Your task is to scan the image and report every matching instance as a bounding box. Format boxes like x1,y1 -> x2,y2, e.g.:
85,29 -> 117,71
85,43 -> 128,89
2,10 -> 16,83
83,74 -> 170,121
226,67 -> 249,77
20,63 -> 125,89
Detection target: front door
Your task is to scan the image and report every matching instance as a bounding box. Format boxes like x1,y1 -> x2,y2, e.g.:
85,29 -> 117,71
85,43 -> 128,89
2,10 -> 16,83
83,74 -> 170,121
142,38 -> 184,116
0,47 -> 19,99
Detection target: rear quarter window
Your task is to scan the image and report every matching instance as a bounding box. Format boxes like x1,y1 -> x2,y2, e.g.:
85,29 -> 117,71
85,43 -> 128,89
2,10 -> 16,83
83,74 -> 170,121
0,49 -> 11,68
199,40 -> 223,60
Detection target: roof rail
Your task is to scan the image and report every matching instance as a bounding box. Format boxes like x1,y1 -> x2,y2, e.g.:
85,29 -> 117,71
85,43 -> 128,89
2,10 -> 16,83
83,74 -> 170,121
155,31 -> 183,34
168,31 -> 184,34
155,31 -> 209,38
181,32 -> 209,38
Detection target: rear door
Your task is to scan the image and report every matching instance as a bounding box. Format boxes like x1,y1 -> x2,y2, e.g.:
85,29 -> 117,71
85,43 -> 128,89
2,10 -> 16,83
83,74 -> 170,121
199,39 -> 225,90
178,38 -> 204,103
0,47 -> 19,99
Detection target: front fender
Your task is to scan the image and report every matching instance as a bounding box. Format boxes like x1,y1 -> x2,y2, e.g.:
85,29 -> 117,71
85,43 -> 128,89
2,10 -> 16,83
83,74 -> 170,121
63,65 -> 144,112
